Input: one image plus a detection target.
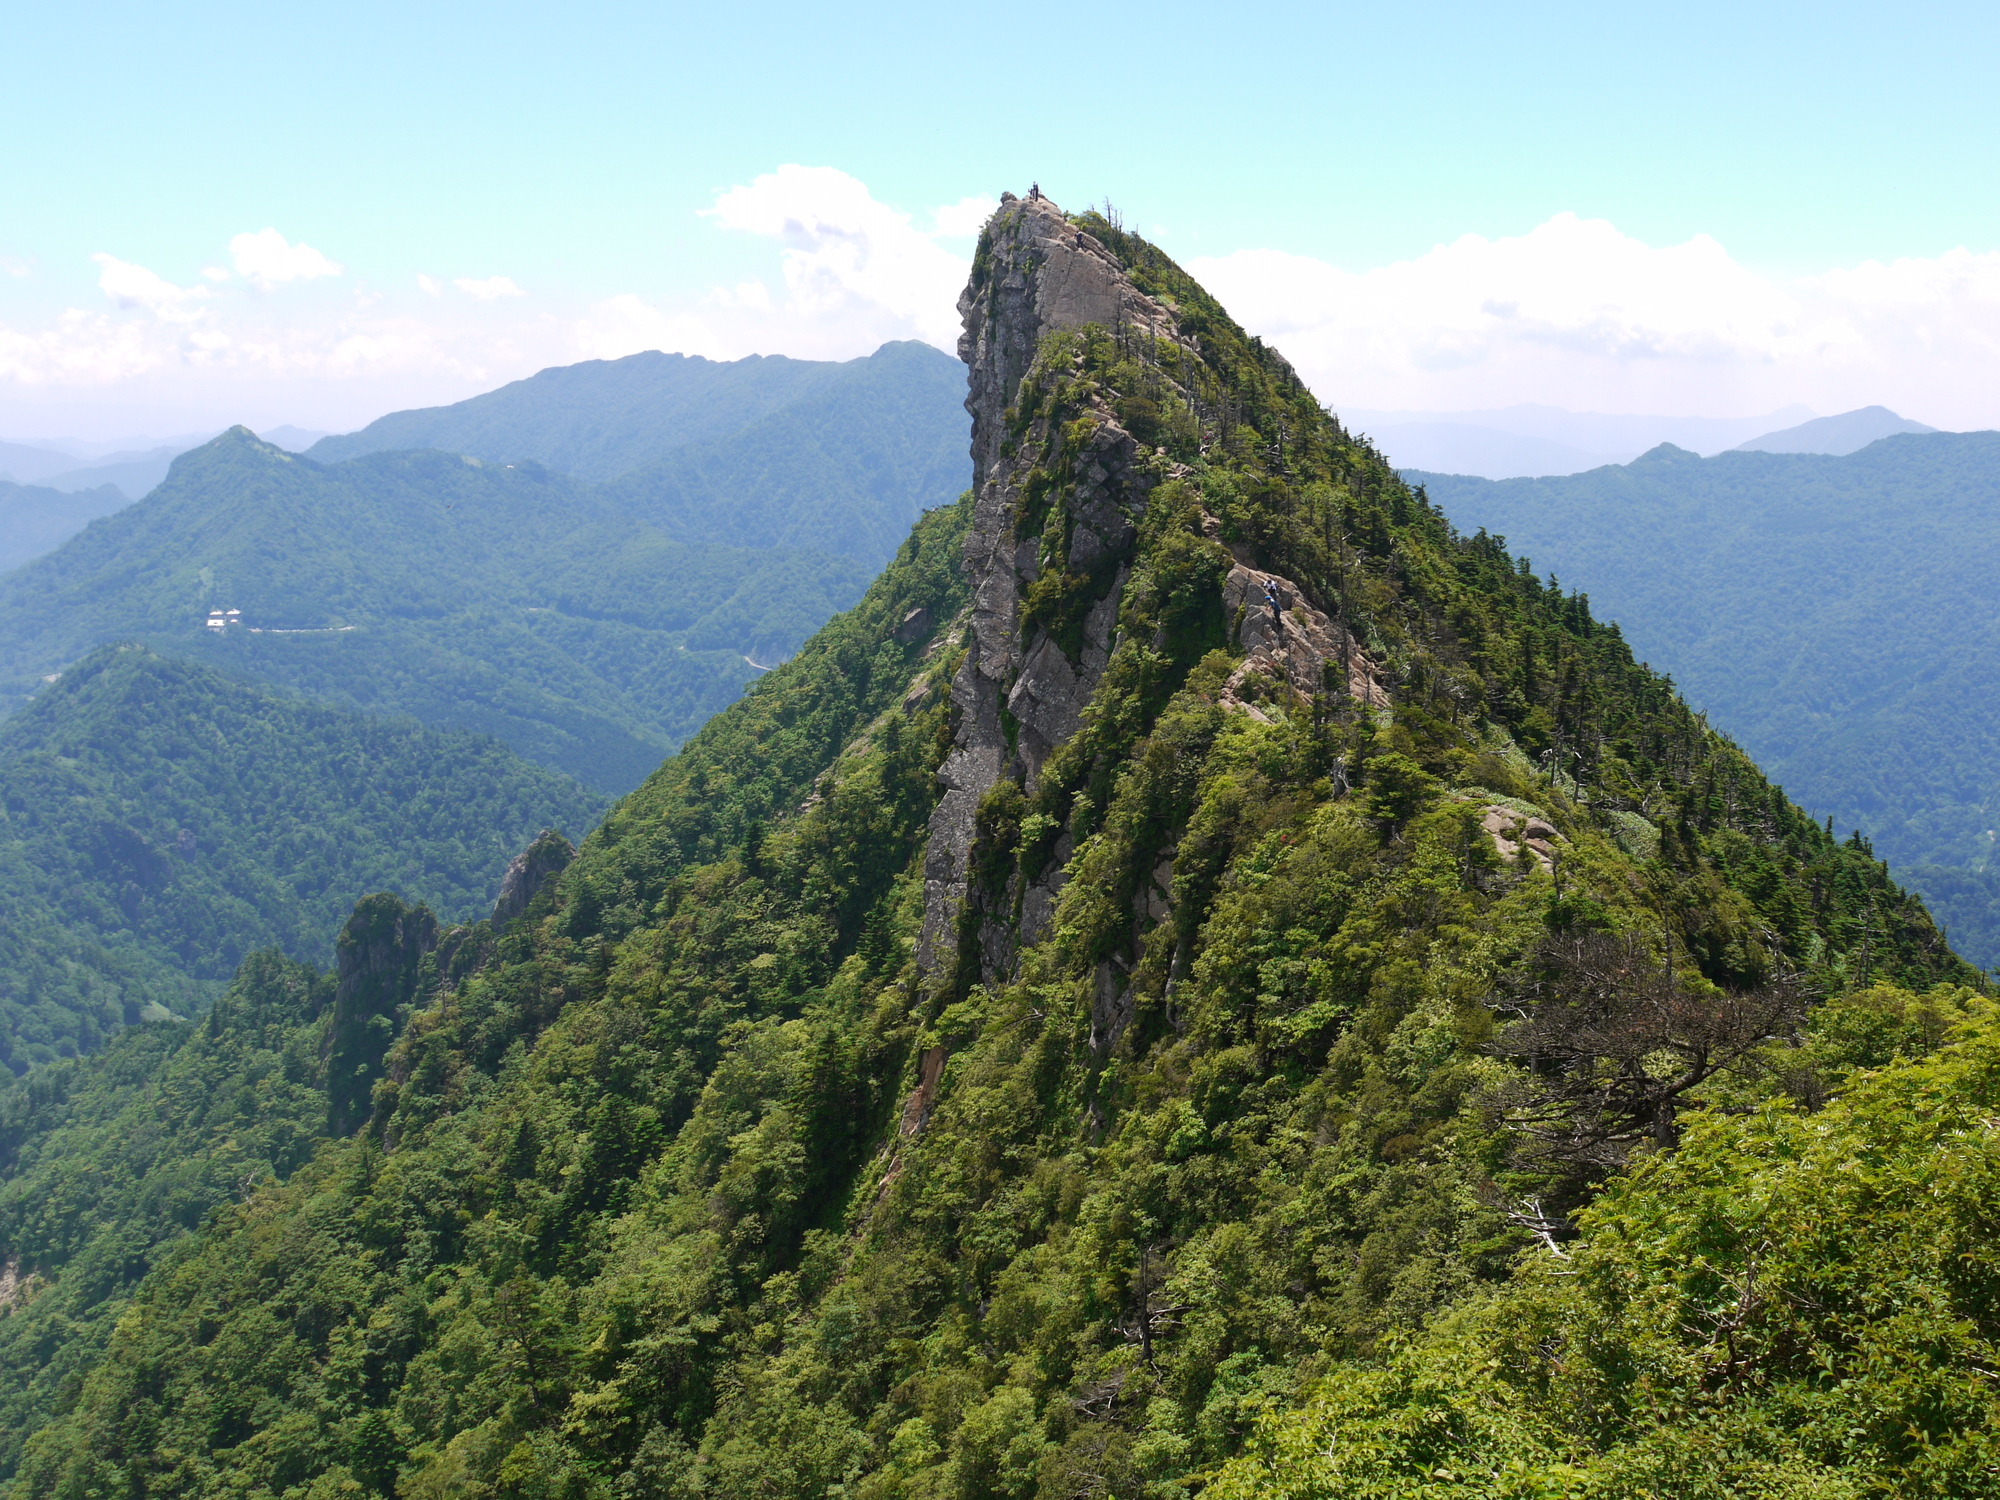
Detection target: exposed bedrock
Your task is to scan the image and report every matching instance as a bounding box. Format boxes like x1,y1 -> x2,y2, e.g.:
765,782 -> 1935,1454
916,193 -> 1179,977
916,193 -> 1381,998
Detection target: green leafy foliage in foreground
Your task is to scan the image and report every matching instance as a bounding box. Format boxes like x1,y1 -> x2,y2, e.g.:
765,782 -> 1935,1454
0,433 -> 875,792
0,217 -> 1978,1499
1412,439 -> 2000,968
0,643 -> 601,1070
1208,983 -> 2000,1499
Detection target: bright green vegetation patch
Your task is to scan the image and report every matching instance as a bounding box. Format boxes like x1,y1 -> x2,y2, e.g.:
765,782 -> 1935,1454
0,216 -> 1979,1500
1210,982 -> 2000,1498
0,643 -> 601,1070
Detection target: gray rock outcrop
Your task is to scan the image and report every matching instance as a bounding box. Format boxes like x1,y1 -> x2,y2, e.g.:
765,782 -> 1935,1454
326,892 -> 440,1135
1219,562 -> 1388,720
916,192 -> 1384,999
917,193 -> 1192,978
492,828 -> 576,929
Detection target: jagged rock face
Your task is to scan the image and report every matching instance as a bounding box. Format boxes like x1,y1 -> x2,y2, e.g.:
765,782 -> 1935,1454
326,892 -> 439,1134
492,827 -> 577,929
1219,561 -> 1388,720
917,193 -> 1393,991
918,194 -> 1189,978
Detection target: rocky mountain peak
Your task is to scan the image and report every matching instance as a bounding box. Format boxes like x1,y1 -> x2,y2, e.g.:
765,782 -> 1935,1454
919,193 -> 1384,1001
958,192 -> 1185,418
917,194 -> 1217,991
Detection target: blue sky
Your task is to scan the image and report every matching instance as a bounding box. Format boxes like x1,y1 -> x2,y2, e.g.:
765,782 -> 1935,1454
4,0 -> 1998,439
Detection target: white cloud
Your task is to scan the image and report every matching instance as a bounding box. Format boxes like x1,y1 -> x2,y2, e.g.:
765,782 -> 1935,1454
579,167 -> 998,365
701,164 -> 977,349
20,177 -> 2000,440
230,228 -> 342,289
0,257 -> 31,279
92,254 -> 209,322
455,275 -> 525,300
10,173 -> 999,425
0,306 -> 176,384
2,248 -> 536,409
1189,214 -> 2000,428
932,195 -> 999,238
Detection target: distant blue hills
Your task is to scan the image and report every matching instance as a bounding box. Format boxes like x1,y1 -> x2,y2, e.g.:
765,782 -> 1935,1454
1360,402 -> 1942,479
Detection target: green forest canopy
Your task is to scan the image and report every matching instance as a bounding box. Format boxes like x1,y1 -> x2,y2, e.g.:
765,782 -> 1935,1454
0,433 -> 873,793
1413,436 -> 2000,969
0,642 -> 601,1072
0,206 -> 1981,1500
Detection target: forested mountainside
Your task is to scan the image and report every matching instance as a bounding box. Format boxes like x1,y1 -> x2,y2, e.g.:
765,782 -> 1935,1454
307,349 -> 843,476
1413,438 -> 2000,970
0,644 -> 601,1072
2,195 -> 1984,1499
0,480 -> 127,573
308,342 -> 969,557
0,436 -> 873,793
601,342 -> 972,563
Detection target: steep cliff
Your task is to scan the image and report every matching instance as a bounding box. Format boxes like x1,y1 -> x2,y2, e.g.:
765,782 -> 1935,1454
925,194 -> 1386,1006
921,194 -> 1172,978
323,893 -> 438,1134
3,196 -> 1983,1500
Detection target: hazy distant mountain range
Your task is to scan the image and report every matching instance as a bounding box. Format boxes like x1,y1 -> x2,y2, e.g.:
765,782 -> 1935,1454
0,481 -> 129,573
313,340 -> 970,562
308,348 -> 881,477
1359,402 -> 1942,478
0,431 -> 873,792
0,342 -> 969,565
0,426 -> 329,501
0,341 -> 972,1057
1731,405 -> 1936,455
0,340 -> 969,777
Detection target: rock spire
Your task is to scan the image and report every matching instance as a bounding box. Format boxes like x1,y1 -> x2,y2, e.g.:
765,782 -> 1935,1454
917,192 -> 1386,994
917,193 -> 1184,977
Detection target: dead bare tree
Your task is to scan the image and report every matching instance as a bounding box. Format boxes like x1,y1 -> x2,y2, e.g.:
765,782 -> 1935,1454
1484,931 -> 1804,1173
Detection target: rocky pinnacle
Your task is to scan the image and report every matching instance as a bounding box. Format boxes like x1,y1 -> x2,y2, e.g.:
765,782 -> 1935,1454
915,193 -> 1385,1014
916,193 -> 1183,979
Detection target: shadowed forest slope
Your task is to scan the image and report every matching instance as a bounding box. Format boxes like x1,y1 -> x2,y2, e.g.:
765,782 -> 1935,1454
0,644 -> 601,1072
